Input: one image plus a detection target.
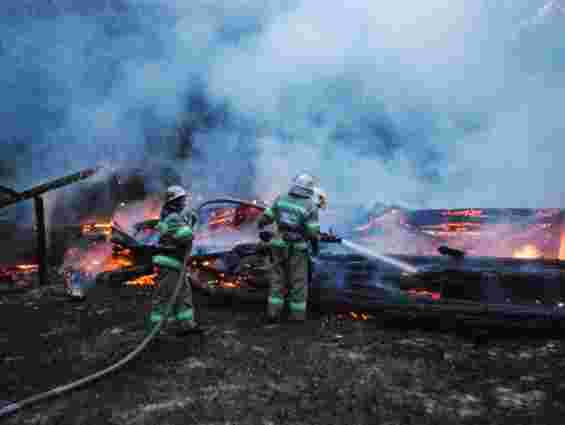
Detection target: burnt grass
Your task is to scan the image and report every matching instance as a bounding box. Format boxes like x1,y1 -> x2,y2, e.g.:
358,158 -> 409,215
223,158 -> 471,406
1,275 -> 565,425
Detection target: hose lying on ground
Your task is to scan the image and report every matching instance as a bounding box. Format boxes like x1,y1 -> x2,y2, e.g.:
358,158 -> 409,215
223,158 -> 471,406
0,249 -> 193,418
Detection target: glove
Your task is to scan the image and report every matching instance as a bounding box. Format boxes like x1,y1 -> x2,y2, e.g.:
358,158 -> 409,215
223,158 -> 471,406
259,230 -> 274,243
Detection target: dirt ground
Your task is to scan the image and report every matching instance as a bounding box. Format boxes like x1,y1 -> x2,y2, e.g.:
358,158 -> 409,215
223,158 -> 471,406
1,276 -> 565,425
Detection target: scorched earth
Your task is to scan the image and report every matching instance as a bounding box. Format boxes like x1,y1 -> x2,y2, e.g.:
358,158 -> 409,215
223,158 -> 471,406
1,274 -> 564,425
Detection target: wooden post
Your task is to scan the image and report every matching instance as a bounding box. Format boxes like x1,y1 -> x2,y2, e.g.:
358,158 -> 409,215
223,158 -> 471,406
0,168 -> 100,288
34,196 -> 48,287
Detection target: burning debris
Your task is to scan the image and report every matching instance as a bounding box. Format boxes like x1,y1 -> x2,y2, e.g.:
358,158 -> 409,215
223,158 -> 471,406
125,273 -> 157,287
81,222 -> 113,238
189,257 -> 250,291
0,264 -> 39,290
334,312 -> 371,321
349,312 -> 370,320
513,244 -> 542,260
4,193 -> 559,330
0,167 -> 101,288
62,241 -> 134,275
354,206 -> 565,260
54,197 -> 265,297
56,196 -> 166,297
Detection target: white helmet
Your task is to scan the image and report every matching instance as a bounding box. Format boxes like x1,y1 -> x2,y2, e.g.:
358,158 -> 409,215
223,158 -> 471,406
165,185 -> 187,203
290,173 -> 317,197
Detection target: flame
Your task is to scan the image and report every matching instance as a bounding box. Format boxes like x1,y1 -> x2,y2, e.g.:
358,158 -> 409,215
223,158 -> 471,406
0,264 -> 38,282
63,240 -> 133,275
219,280 -> 240,289
16,264 -> 39,272
350,312 -> 370,320
114,248 -> 132,257
103,256 -> 134,271
81,222 -> 113,236
559,231 -> 565,261
513,244 -> 542,259
442,209 -> 484,217
209,218 -> 230,226
125,273 -> 157,286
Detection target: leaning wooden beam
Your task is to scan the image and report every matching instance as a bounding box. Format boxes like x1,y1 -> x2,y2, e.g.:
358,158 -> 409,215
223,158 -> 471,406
0,167 -> 101,210
0,185 -> 18,198
0,167 -> 101,286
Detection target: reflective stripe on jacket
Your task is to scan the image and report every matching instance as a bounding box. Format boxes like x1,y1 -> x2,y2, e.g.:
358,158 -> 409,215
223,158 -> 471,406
260,193 -> 320,250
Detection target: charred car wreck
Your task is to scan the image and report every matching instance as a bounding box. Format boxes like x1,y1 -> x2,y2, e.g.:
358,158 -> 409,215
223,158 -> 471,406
61,197 -> 565,330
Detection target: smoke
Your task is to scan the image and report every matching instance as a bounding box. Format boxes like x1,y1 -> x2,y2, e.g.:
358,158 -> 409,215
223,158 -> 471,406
1,0 -> 564,235
0,1 -> 284,226
207,0 -> 565,210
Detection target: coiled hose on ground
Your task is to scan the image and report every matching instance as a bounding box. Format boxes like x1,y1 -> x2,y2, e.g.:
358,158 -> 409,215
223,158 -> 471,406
0,249 -> 192,419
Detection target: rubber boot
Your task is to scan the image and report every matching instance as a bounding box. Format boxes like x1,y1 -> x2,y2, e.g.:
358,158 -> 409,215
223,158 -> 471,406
287,310 -> 306,322
288,301 -> 307,322
267,295 -> 284,323
175,308 -> 202,335
147,306 -> 176,335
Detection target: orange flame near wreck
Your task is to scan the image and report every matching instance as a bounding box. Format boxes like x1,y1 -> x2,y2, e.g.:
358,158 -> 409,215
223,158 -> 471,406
350,312 -> 370,320
63,241 -> 133,275
559,231 -> 565,261
513,244 -> 542,259
15,264 -> 39,272
81,222 -> 113,236
126,273 -> 157,286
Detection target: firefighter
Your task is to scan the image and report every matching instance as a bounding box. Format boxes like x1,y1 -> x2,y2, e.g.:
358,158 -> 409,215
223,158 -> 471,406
258,174 -> 321,322
148,185 -> 200,335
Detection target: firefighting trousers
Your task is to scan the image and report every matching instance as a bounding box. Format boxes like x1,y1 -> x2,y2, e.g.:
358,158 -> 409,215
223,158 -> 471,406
266,245 -> 309,318
149,267 -> 195,326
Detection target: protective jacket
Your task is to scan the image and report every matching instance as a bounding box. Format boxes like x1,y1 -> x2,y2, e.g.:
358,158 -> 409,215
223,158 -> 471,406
258,191 -> 320,320
258,193 -> 320,251
148,204 -> 198,333
152,206 -> 198,271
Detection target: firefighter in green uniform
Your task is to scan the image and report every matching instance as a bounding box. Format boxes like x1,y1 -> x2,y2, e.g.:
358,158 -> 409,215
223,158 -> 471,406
258,174 -> 321,322
149,185 -> 200,335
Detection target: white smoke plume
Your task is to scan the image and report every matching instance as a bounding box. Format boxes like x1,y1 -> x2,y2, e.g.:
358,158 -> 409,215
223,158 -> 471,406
206,0 -> 565,210
1,0 -> 564,230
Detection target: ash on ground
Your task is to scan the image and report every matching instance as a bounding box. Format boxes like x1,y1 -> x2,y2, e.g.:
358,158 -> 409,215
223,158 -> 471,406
1,273 -> 564,425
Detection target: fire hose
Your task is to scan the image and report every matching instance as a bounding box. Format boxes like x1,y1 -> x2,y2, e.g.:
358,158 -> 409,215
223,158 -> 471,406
0,248 -> 193,419
238,232 -> 419,280
254,231 -> 418,275
0,231 -> 418,417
